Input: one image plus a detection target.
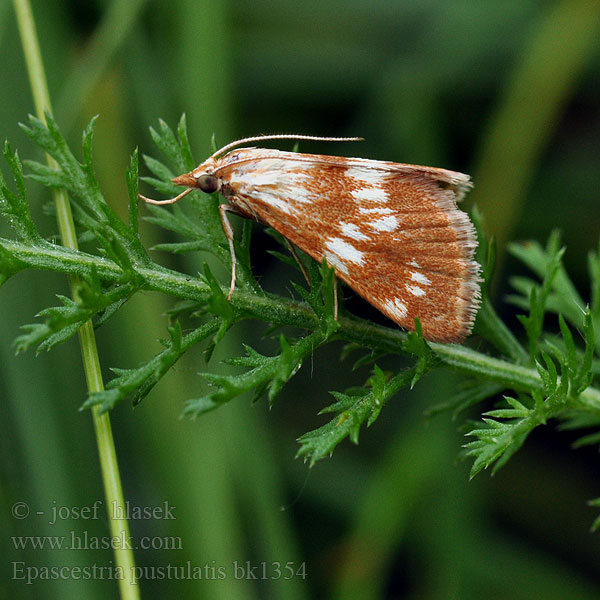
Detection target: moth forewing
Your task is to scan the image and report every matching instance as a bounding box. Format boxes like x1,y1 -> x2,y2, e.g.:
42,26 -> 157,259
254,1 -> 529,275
140,138 -> 480,343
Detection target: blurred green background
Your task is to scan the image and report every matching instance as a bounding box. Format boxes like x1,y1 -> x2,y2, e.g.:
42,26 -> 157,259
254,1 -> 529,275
2,0 -> 600,598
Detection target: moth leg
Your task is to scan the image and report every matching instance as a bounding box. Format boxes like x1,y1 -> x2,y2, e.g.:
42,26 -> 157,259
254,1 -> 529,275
283,238 -> 311,287
219,203 -> 239,301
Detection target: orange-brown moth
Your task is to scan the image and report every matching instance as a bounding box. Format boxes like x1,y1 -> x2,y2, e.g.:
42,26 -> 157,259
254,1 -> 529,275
140,135 -> 480,343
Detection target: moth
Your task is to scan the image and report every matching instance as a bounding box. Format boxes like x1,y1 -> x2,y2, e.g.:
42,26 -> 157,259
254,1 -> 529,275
140,134 -> 480,343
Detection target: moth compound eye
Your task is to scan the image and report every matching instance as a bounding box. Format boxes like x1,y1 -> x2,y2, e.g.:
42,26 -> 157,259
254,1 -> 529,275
196,174 -> 220,194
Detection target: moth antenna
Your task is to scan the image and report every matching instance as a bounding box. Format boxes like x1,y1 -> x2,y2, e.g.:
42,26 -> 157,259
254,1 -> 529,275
210,134 -> 364,159
138,187 -> 194,205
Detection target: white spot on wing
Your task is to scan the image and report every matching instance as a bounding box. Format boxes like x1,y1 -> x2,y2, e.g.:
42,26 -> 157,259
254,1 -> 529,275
254,192 -> 296,215
287,171 -> 313,203
368,215 -> 398,232
323,251 -> 349,275
406,284 -> 426,297
346,167 -> 386,186
409,259 -> 421,268
359,206 -> 394,215
383,297 -> 408,320
325,237 -> 364,265
410,271 -> 431,285
340,222 -> 369,241
230,163 -> 314,214
231,161 -> 282,187
350,186 -> 387,203
346,167 -> 388,203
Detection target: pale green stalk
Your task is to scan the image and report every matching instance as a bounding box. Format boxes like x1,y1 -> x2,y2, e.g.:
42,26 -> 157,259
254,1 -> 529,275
12,0 -> 139,596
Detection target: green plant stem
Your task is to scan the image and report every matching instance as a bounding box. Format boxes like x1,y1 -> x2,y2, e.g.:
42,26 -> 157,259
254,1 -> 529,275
12,1 -> 139,596
6,237 -> 600,411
